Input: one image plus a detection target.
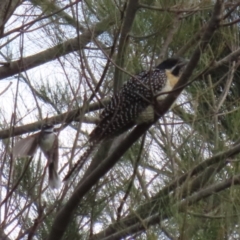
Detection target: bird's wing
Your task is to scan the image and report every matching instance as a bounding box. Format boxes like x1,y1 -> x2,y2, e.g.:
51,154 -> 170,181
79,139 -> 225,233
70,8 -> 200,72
90,91 -> 148,142
89,72 -> 154,142
12,135 -> 39,158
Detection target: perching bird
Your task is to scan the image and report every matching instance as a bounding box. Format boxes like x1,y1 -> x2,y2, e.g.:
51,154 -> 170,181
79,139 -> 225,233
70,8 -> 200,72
64,57 -> 188,181
13,124 -> 61,189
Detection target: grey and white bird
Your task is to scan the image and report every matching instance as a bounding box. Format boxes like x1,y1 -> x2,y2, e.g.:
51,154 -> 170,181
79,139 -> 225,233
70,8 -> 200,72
13,124 -> 61,189
64,57 -> 188,181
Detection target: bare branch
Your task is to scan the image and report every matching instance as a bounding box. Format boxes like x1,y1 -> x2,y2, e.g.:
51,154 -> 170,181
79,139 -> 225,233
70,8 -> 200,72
46,1 -> 224,239
113,0 -> 140,92
0,0 -> 21,38
0,98 -> 109,139
0,15 -> 115,80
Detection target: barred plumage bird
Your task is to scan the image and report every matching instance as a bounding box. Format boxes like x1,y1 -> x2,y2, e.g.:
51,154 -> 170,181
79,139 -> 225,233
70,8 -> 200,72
64,57 -> 188,181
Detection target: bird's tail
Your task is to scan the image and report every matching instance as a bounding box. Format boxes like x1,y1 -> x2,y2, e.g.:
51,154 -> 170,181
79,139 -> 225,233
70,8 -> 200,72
48,162 -> 61,189
63,141 -> 97,181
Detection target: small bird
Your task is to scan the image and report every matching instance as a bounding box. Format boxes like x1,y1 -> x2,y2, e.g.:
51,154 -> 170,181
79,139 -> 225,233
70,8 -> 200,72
13,124 -> 61,189
63,57 -> 188,181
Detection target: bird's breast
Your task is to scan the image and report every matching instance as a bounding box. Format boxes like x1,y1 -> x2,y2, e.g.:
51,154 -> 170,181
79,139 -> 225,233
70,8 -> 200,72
39,133 -> 56,151
156,70 -> 179,101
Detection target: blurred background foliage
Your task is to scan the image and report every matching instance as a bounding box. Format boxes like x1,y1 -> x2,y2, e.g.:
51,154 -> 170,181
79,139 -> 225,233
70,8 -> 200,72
1,0 -> 240,239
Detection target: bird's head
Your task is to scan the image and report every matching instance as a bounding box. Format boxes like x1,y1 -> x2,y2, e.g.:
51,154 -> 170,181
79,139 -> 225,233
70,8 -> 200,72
157,58 -> 188,77
42,123 -> 54,133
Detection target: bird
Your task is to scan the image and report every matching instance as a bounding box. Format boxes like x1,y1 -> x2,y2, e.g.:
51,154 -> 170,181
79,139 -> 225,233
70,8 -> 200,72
12,123 -> 61,189
63,57 -> 188,181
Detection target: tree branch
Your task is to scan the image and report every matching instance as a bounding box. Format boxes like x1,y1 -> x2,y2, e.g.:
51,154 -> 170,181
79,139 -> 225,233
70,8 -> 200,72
0,98 -> 108,139
91,140 -> 240,239
0,0 -> 20,38
92,174 -> 240,240
0,15 -> 115,80
113,0 -> 140,92
46,1 -> 224,239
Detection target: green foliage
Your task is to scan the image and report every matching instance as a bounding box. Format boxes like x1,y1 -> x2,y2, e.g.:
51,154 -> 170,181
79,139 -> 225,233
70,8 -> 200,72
2,0 -> 240,239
